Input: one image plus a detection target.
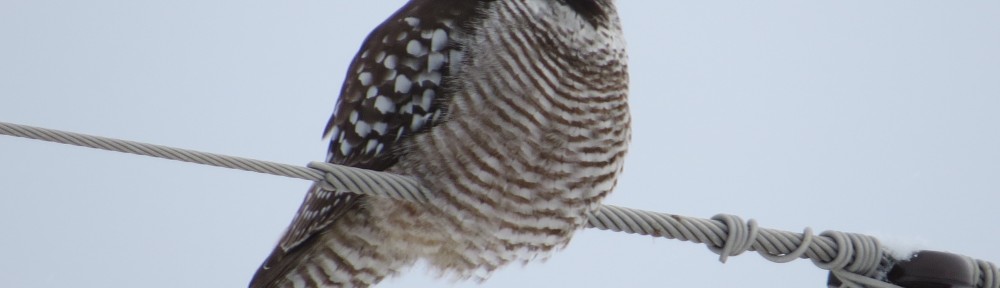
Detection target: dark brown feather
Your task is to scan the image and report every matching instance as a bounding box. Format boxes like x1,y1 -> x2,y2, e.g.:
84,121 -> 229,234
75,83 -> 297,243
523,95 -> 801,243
250,1 -> 494,287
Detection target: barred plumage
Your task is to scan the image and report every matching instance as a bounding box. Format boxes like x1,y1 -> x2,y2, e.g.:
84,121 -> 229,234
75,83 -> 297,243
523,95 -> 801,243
251,0 -> 629,287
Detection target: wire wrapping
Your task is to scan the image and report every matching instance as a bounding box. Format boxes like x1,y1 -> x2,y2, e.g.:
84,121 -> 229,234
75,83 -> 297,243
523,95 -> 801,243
2,120 -> 997,288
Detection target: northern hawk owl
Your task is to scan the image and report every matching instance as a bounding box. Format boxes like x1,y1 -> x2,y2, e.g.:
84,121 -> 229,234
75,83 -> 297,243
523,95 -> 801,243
251,0 -> 630,286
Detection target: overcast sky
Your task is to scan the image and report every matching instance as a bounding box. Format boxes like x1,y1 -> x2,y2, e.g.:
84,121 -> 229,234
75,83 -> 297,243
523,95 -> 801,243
1,1 -> 998,287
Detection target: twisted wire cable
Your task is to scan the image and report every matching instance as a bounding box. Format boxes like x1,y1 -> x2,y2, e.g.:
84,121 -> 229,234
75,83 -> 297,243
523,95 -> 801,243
2,120 -> 997,288
0,121 -> 322,181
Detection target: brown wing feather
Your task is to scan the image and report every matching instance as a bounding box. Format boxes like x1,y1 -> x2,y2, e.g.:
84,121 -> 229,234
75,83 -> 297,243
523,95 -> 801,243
249,1 -> 490,287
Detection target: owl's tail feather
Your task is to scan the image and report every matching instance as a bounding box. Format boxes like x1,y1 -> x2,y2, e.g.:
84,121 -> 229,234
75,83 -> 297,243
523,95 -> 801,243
249,185 -> 411,288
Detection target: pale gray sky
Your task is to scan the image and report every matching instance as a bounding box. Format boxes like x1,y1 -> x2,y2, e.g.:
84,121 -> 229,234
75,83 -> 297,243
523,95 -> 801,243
1,1 -> 998,287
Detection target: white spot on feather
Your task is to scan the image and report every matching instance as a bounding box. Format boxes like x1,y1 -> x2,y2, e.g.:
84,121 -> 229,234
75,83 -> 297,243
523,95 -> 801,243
358,72 -> 373,86
419,89 -> 435,110
406,39 -> 427,57
355,121 -> 372,138
348,111 -> 359,124
416,71 -> 442,86
404,17 -> 420,27
431,29 -> 448,51
327,126 -> 341,141
428,52 -> 446,71
364,139 -> 379,154
394,75 -> 412,93
374,95 -> 396,114
400,102 -> 413,114
410,114 -> 427,131
384,54 -> 398,69
372,122 -> 388,135
339,142 -> 353,156
395,127 -> 406,140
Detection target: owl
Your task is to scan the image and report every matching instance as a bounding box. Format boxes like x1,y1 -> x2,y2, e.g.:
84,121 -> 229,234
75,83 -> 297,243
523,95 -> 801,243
250,0 -> 630,287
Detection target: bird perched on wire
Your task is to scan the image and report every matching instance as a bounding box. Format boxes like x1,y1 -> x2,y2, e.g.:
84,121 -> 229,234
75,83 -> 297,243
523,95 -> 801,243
250,0 -> 630,287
